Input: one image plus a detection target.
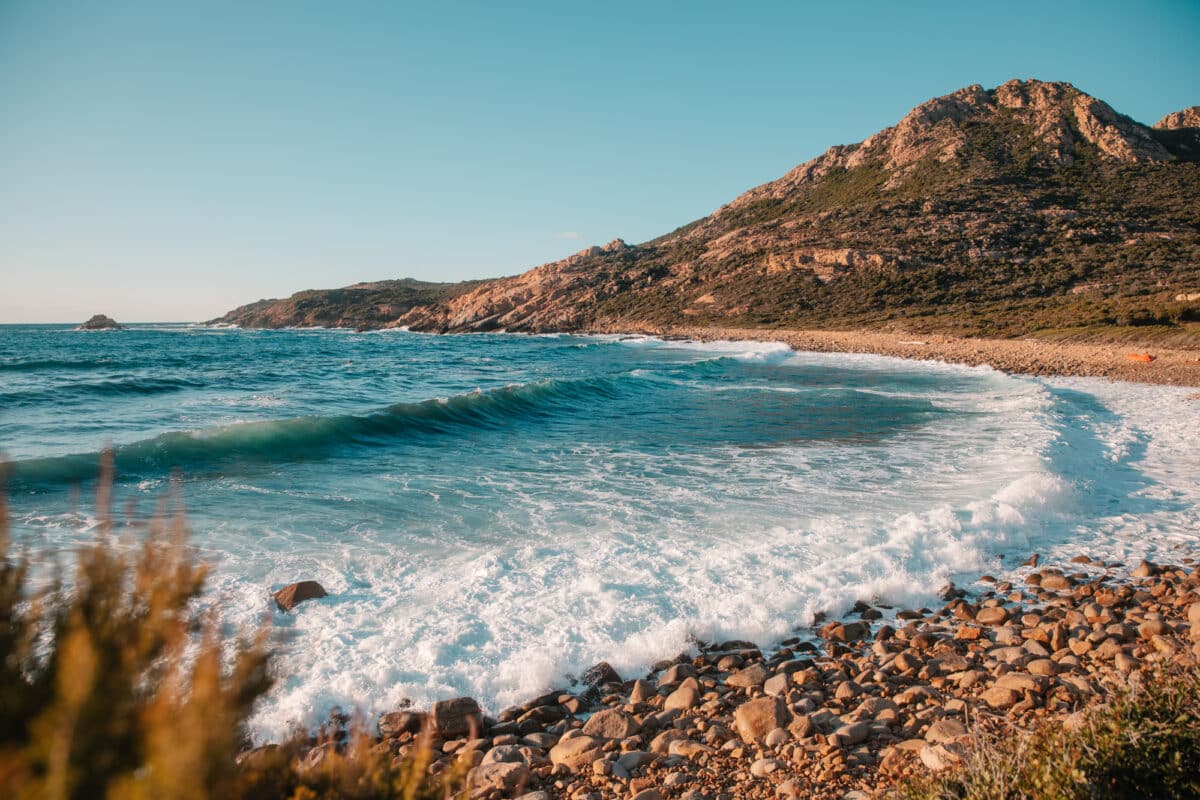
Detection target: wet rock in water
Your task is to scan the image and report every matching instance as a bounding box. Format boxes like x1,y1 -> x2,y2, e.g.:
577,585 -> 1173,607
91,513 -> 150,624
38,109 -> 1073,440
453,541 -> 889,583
1040,573 -> 1074,591
273,580 -> 328,611
824,621 -> 871,642
581,708 -> 640,739
658,662 -> 696,686
1132,560 -> 1158,577
432,696 -> 484,739
582,661 -> 622,688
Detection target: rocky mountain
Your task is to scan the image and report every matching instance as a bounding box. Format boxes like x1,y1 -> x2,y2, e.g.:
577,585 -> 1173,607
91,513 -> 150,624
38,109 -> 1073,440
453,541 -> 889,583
209,279 -> 482,330
220,80 -> 1200,339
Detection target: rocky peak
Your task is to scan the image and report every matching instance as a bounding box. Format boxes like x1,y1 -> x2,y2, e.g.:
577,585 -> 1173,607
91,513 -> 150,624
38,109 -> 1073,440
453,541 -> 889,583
1156,106 -> 1200,130
724,79 -> 1172,212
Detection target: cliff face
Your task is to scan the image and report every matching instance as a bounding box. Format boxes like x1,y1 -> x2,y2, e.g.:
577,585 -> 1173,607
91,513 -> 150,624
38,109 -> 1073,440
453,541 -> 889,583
218,80 -> 1200,339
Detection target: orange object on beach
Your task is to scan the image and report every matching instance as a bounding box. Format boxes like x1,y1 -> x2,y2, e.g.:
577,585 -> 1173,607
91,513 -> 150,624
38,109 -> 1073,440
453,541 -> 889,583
1126,353 -> 1156,363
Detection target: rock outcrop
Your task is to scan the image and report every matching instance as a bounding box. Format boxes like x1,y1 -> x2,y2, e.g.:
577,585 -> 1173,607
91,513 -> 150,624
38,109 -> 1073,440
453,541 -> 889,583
1156,106 -> 1200,130
78,314 -> 124,330
1152,105 -> 1200,163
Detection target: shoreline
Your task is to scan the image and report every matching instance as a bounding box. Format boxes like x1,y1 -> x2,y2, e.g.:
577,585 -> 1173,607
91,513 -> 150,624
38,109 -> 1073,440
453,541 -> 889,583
331,549 -> 1200,800
291,326 -> 1200,797
586,323 -> 1200,388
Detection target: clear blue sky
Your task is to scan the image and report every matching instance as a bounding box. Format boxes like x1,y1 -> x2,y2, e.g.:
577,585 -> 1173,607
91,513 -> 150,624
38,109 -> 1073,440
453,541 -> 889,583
2,0 -> 1198,322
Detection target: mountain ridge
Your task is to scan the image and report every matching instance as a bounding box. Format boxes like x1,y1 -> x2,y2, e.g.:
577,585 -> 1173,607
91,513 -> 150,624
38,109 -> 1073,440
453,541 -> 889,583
214,79 -> 1200,342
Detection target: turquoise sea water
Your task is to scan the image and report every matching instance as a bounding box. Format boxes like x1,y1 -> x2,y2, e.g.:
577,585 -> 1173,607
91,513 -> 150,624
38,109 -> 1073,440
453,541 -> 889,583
2,324 -> 1198,739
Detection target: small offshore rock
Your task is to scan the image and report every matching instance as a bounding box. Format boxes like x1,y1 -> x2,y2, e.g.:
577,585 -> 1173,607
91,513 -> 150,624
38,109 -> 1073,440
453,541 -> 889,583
78,313 -> 125,330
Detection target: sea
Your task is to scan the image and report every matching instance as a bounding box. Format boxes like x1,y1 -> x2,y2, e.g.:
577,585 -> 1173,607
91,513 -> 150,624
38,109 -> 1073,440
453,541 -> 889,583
2,323 -> 1198,740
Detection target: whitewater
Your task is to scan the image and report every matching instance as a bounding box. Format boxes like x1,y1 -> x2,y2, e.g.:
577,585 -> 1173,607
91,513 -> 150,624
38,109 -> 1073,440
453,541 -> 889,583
2,324 -> 1198,740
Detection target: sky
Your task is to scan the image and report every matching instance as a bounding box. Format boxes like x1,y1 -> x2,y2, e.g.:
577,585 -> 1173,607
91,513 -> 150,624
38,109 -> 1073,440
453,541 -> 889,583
1,0 -> 1198,322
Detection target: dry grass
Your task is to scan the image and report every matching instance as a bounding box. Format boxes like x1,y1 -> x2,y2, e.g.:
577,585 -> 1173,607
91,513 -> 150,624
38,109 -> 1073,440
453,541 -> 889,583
0,454 -> 470,800
893,665 -> 1200,800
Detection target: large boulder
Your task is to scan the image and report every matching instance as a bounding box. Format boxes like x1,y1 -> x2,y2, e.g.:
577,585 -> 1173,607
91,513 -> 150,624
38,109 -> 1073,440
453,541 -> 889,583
432,696 -> 485,739
581,708 -> 640,739
378,710 -> 423,738
734,697 -> 788,743
273,580 -> 327,611
725,662 -> 769,688
549,735 -> 605,771
467,761 -> 529,797
582,661 -> 622,688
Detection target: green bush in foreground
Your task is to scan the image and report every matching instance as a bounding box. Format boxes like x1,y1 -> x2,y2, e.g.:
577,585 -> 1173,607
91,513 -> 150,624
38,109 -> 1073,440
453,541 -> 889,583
0,457 -> 467,800
895,666 -> 1200,800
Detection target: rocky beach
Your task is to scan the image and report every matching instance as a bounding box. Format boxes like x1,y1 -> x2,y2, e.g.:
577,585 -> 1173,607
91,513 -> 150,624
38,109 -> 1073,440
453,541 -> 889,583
595,325 -> 1200,388
288,549 -> 1200,800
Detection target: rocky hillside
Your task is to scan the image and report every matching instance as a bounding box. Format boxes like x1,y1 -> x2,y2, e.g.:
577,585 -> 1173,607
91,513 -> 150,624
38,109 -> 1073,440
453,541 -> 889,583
219,81 -> 1200,340
209,278 -> 481,330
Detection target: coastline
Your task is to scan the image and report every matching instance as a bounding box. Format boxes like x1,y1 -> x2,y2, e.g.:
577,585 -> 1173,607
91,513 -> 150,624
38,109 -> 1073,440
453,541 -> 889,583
326,326 -> 1200,798
345,550 -> 1200,800
587,324 -> 1200,388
